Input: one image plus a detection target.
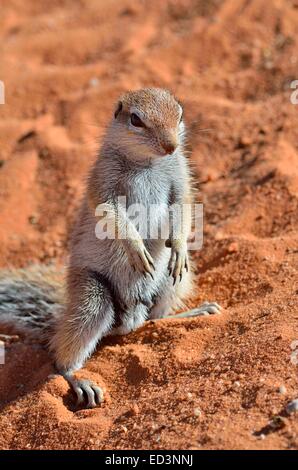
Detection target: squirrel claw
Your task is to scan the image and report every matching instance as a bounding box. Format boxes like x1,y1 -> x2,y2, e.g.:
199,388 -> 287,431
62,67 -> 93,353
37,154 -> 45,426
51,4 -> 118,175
125,241 -> 155,276
72,379 -> 104,408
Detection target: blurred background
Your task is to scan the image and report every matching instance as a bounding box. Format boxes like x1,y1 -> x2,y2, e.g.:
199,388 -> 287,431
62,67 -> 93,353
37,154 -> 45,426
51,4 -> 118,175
0,0 -> 297,268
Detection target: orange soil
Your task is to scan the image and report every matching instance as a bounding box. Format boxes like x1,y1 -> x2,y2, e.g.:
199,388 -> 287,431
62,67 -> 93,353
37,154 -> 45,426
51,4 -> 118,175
0,0 -> 298,450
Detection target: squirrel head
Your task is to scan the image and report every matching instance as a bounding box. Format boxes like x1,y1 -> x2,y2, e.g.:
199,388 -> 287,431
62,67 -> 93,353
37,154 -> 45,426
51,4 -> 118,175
110,88 -> 184,162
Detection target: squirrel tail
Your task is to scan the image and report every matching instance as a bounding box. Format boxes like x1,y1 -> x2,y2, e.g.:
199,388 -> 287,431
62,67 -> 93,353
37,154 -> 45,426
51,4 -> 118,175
0,265 -> 64,340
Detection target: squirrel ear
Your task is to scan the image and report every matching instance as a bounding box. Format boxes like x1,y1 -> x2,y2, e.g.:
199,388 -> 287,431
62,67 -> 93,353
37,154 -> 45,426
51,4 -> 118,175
178,103 -> 183,122
114,101 -> 123,119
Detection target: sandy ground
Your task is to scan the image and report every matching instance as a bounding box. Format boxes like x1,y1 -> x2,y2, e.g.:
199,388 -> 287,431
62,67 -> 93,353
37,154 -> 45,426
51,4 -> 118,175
0,0 -> 298,450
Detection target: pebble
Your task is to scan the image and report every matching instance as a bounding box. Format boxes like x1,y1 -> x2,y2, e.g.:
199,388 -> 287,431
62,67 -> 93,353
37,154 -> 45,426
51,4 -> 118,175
228,242 -> 239,253
47,374 -> 59,380
131,403 -> 139,415
278,385 -> 287,395
290,351 -> 298,365
286,399 -> 298,414
28,215 -> 38,225
89,77 -> 100,88
194,407 -> 202,417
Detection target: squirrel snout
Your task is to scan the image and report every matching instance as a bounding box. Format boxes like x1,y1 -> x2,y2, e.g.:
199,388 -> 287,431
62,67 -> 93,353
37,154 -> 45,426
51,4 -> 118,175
161,140 -> 177,155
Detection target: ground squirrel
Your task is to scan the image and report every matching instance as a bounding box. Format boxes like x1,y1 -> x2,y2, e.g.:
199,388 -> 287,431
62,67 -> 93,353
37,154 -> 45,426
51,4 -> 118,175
0,88 -> 222,408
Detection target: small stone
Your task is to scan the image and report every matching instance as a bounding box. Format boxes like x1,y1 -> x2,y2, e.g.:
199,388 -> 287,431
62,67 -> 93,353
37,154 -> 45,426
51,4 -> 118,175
228,242 -> 239,253
131,403 -> 139,415
47,374 -> 59,380
290,351 -> 298,365
28,215 -> 38,225
120,425 -> 128,433
239,135 -> 252,147
89,77 -> 100,88
186,392 -> 193,399
278,385 -> 287,395
194,407 -> 202,417
258,433 -> 265,440
233,381 -> 241,388
214,231 -> 225,241
286,399 -> 298,414
290,340 -> 298,350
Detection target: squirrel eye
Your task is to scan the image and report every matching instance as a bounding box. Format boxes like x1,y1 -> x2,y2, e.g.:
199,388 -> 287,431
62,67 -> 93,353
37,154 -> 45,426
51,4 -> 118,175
130,113 -> 144,128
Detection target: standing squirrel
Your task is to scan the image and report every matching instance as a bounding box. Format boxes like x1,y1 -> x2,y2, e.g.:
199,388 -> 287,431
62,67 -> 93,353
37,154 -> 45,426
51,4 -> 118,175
0,88 -> 222,408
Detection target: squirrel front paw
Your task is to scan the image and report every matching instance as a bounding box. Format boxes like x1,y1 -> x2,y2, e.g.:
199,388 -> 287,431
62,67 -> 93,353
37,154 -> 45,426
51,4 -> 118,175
123,239 -> 155,277
166,239 -> 189,285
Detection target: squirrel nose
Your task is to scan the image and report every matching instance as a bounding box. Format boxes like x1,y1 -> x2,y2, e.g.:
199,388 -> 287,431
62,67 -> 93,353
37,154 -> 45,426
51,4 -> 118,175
162,141 -> 177,155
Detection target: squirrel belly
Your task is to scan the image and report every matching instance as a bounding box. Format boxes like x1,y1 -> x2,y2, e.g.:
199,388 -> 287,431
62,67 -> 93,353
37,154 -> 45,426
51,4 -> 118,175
69,150 -> 193,321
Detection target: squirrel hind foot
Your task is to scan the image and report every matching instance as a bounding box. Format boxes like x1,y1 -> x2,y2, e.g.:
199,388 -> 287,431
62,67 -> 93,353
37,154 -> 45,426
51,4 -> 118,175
61,371 -> 104,408
72,379 -> 104,408
161,302 -> 223,320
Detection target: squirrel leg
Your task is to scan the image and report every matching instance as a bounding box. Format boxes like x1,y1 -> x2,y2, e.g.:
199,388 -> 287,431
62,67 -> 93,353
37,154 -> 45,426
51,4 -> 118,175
149,291 -> 174,320
151,302 -> 222,321
161,302 -> 223,319
50,268 -> 115,408
149,274 -> 222,320
109,303 -> 148,336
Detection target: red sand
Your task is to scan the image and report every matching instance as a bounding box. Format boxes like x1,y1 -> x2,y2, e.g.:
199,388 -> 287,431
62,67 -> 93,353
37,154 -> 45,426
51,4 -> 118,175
0,0 -> 298,450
